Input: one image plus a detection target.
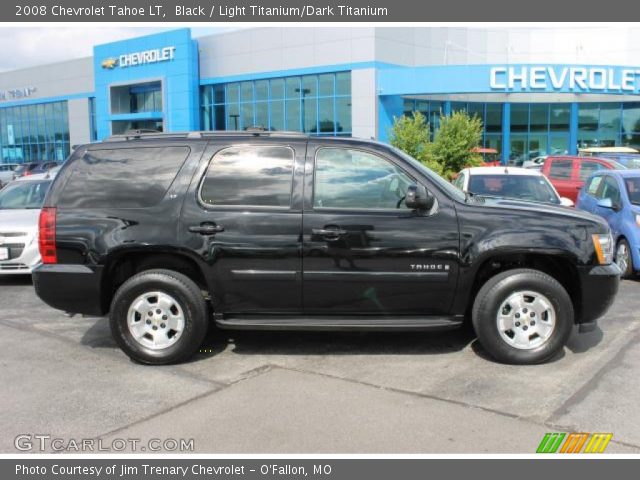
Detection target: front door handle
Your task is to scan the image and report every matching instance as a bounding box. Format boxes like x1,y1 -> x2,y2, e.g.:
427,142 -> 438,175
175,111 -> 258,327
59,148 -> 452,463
312,228 -> 347,237
189,223 -> 224,235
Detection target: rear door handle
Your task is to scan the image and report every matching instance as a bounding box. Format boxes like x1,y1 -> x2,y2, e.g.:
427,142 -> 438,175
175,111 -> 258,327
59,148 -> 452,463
189,223 -> 224,235
312,228 -> 347,237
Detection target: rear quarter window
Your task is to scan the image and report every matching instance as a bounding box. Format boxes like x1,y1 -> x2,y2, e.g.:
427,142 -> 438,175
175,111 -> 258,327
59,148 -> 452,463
57,146 -> 190,208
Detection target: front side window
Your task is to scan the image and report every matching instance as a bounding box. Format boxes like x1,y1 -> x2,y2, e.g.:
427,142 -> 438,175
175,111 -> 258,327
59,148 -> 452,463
314,148 -> 414,210
200,145 -> 294,208
586,176 -> 603,197
599,176 -> 621,204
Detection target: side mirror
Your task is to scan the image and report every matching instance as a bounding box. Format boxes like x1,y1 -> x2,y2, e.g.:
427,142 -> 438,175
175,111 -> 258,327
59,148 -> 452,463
405,184 -> 435,211
597,198 -> 613,209
559,197 -> 574,207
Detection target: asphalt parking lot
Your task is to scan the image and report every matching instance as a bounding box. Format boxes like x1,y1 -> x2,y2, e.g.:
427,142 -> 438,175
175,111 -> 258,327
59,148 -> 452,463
1,275 -> 640,454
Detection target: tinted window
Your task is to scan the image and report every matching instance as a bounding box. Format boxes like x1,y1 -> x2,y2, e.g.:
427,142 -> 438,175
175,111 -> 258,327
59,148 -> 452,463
624,177 -> 640,205
467,174 -> 560,204
579,161 -> 605,181
58,147 -> 189,208
200,146 -> 294,207
548,159 -> 572,179
314,148 -> 414,209
0,180 -> 51,209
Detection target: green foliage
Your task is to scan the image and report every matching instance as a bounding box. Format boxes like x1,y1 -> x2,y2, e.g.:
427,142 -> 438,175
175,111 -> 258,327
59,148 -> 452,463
389,110 -> 484,179
430,111 -> 484,178
388,112 -> 443,176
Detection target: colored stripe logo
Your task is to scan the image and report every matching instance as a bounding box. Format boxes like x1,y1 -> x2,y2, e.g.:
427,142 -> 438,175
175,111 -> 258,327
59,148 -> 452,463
537,432 -> 612,453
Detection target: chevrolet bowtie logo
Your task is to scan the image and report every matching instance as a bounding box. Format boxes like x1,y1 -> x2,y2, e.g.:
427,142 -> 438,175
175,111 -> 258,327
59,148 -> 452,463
101,58 -> 118,69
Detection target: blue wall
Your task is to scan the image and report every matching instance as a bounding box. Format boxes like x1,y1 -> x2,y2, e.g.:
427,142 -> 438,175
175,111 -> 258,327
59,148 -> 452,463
93,28 -> 199,139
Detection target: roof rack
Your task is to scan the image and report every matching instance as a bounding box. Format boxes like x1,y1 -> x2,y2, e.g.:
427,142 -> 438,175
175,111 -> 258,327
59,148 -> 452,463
105,128 -> 310,142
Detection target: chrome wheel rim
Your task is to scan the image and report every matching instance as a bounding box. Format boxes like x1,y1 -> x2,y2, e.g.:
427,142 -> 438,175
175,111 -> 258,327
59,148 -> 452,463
127,291 -> 185,350
496,290 -> 556,350
616,243 -> 629,274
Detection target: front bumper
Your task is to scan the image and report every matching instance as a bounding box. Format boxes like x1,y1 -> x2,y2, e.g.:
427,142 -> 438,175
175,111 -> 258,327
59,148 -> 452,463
33,264 -> 106,316
576,263 -> 620,329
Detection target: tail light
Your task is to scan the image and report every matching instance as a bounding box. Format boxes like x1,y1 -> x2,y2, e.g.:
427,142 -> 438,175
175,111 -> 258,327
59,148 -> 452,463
24,171 -> 32,176
38,207 -> 57,264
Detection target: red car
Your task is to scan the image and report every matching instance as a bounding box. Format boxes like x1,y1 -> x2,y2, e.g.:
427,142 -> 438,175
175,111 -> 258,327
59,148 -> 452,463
541,155 -> 626,203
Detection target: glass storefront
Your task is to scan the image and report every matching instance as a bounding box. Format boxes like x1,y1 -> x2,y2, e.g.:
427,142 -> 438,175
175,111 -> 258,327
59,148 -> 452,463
402,99 -> 640,164
578,103 -> 640,148
200,72 -> 352,136
0,101 -> 70,164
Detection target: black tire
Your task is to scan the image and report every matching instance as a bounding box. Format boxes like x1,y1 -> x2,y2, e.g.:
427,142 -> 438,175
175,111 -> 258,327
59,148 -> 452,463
615,238 -> 634,279
472,268 -> 574,365
109,269 -> 208,365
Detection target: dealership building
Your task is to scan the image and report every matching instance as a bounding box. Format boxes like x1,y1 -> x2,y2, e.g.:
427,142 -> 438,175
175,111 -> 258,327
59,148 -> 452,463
2,26 -> 640,164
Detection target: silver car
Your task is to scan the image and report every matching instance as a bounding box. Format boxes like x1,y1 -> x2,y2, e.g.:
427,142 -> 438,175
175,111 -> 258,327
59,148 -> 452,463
0,173 -> 54,274
0,163 -> 20,189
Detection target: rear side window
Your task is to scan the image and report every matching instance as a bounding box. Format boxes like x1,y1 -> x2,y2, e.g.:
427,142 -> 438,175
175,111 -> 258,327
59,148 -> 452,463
199,145 -> 294,208
548,159 -> 572,179
579,161 -> 605,181
58,146 -> 190,208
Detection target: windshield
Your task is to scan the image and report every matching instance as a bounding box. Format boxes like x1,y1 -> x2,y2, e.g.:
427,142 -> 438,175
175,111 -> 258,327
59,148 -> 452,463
467,174 -> 560,204
0,180 -> 51,209
624,177 -> 640,206
388,146 -> 467,202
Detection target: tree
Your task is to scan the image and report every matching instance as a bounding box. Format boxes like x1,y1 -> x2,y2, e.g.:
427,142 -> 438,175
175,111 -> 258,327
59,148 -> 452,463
430,111 -> 483,178
388,112 -> 444,175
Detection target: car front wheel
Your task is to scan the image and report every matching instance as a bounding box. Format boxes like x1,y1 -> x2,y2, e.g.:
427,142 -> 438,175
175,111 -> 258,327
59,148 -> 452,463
110,269 -> 208,365
472,268 -> 574,364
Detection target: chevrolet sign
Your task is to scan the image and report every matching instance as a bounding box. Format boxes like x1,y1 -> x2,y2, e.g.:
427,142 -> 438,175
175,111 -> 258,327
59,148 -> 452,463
490,66 -> 640,93
101,46 -> 176,70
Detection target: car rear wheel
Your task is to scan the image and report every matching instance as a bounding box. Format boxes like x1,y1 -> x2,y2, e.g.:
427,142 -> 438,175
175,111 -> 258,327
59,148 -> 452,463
110,269 -> 208,365
615,238 -> 633,279
472,269 -> 574,364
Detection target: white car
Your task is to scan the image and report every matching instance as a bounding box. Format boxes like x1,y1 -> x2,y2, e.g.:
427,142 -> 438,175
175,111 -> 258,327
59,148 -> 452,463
452,166 -> 574,207
0,163 -> 20,188
0,172 -> 56,274
522,156 -> 547,170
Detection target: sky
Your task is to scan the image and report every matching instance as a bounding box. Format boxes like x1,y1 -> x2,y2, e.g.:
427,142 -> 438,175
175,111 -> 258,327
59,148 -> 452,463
0,27 -> 238,72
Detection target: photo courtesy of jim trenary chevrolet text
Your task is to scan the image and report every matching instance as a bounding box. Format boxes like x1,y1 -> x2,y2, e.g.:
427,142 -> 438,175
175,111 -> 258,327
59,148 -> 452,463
0,0 -> 639,477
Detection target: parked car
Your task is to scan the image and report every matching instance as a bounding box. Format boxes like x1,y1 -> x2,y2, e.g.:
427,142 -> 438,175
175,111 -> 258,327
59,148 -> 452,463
0,163 -> 20,188
579,146 -> 638,156
12,161 -> 59,180
541,155 -> 626,203
582,153 -> 640,169
577,170 -> 640,278
453,166 -> 574,206
0,173 -> 55,274
522,156 -> 547,170
33,131 -> 619,365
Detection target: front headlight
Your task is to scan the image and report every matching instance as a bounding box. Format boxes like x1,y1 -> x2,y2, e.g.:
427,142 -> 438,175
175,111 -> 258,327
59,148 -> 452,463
592,233 -> 614,265
635,214 -> 640,227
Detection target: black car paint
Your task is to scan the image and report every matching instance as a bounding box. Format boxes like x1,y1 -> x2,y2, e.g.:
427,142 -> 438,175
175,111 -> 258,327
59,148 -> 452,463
33,135 -> 619,330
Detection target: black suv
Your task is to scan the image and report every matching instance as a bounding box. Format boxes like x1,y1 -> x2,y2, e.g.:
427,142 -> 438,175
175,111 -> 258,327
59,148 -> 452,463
33,131 -> 620,365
